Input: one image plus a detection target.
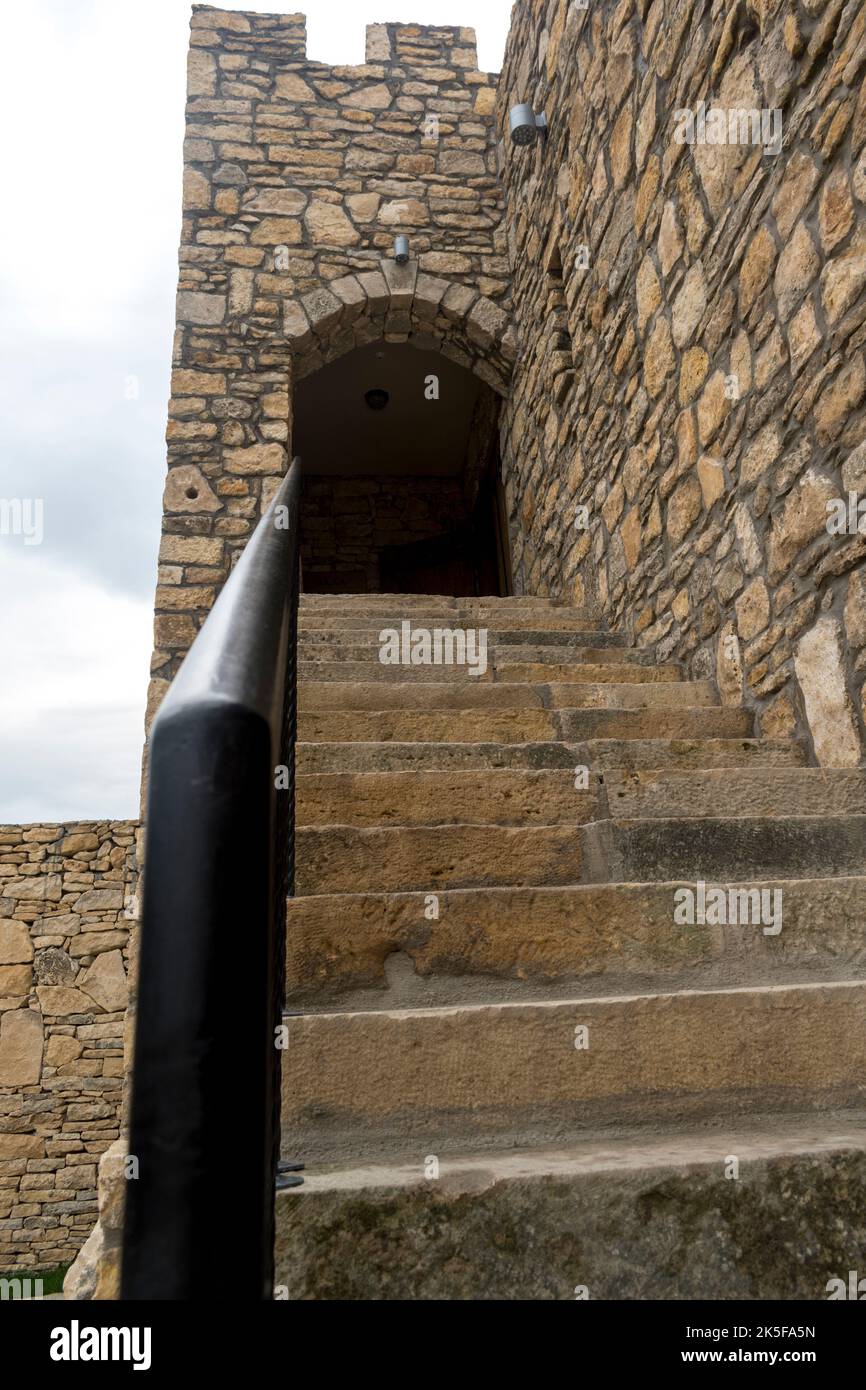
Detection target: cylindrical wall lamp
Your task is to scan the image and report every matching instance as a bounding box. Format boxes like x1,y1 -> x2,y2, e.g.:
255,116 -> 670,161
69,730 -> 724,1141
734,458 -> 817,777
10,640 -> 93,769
394,235 -> 410,264
509,103 -> 548,147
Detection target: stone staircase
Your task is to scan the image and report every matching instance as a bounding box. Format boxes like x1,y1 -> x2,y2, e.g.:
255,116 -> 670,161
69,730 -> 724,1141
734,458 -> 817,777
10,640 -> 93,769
275,593 -> 866,1299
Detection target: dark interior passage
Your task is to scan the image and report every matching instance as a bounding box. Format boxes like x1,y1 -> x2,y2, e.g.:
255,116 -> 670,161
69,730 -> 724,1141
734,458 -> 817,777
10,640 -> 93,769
293,341 -> 510,596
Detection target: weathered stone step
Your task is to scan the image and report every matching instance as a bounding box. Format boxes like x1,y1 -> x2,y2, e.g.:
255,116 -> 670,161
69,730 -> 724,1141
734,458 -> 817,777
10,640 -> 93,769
559,682 -> 718,708
298,708 -> 559,742
489,661 -> 682,683
297,707 -> 751,744
298,612 -> 605,632
280,981 -> 866,1163
571,738 -> 807,770
297,629 -> 629,651
297,660 -> 682,684
496,645 -> 656,664
275,1117 -> 866,1299
295,824 -> 584,894
297,741 -> 584,774
295,737 -> 793,775
296,682 -> 548,712
493,629 -> 628,646
285,877 -> 866,1006
580,815 -> 866,882
298,642 -> 651,666
605,768 -> 866,819
297,681 -> 718,712
299,593 -> 577,613
297,769 -> 599,829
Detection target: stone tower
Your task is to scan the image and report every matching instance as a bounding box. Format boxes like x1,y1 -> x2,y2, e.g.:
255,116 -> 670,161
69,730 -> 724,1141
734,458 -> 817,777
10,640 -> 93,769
149,6 -> 516,731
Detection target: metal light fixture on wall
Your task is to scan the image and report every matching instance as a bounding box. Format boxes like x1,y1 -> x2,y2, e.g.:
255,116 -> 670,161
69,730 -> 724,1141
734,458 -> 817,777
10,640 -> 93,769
509,103 -> 548,148
394,235 -> 410,265
364,388 -> 390,411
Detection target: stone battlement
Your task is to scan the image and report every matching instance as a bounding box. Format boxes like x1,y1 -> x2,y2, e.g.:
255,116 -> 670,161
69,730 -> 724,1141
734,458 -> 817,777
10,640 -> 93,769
191,7 -> 482,71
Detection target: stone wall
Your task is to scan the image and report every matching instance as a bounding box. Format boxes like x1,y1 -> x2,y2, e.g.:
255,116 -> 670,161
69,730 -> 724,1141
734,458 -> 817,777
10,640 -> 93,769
497,0 -> 866,765
0,822 -> 137,1271
150,4 -> 512,729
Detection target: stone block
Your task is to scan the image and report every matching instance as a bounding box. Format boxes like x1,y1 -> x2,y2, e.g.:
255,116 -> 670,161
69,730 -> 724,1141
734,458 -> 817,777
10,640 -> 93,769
0,1009 -> 43,1085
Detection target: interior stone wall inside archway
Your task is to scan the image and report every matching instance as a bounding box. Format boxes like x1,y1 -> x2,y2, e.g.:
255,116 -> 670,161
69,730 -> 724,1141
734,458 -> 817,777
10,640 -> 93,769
293,332 -> 507,594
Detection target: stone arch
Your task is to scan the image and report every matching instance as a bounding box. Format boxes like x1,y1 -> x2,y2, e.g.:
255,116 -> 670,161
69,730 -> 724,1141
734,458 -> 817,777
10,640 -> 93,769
282,262 -> 517,397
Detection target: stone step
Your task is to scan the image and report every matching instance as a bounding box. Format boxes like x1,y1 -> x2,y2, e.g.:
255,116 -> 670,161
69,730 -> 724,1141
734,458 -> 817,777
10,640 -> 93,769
274,1117 -> 866,1300
297,741 -> 586,774
580,815 -> 866,882
493,629 -> 628,647
296,682 -> 547,712
285,877 -> 866,1007
298,643 -> 651,666
558,682 -> 718,713
298,708 -> 560,743
297,660 -> 682,684
297,629 -> 630,651
298,612 -> 606,632
295,737 -> 794,775
488,661 -> 682,683
298,593 -> 578,613
570,738 -> 807,770
280,980 -> 866,1163
295,824 -> 584,894
297,681 -> 718,713
604,768 -> 866,819
496,645 -> 656,664
297,769 -> 599,828
297,707 -> 751,744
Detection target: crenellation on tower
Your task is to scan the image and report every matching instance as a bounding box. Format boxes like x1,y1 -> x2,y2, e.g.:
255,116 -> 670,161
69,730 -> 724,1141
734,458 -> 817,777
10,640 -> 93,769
191,5 -> 308,60
366,22 -> 480,73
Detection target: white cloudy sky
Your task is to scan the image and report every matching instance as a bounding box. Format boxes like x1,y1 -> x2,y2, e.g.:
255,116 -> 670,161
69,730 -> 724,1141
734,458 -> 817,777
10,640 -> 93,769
0,0 -> 510,824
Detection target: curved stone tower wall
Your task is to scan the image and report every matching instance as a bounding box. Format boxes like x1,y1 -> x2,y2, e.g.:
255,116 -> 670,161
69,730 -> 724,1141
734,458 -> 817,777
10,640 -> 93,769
497,0 -> 866,765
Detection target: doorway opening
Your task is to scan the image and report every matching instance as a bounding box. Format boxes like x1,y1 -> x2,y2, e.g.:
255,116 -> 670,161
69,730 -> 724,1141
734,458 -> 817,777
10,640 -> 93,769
293,341 -> 511,597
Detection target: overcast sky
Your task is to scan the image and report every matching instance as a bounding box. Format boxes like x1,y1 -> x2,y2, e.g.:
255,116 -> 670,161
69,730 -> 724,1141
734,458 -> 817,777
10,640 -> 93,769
0,0 -> 510,824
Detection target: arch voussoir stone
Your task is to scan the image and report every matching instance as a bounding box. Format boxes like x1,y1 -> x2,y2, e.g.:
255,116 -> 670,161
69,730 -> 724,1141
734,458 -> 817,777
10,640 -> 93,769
284,261 -> 516,395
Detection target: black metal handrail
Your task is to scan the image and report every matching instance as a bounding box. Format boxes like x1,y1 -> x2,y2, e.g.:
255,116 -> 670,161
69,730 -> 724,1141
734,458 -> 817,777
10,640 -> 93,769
121,457 -> 302,1300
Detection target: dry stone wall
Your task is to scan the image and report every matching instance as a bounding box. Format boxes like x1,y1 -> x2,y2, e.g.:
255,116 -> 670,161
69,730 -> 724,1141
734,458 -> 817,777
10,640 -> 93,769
150,4 -> 510,728
0,821 -> 137,1271
497,0 -> 866,764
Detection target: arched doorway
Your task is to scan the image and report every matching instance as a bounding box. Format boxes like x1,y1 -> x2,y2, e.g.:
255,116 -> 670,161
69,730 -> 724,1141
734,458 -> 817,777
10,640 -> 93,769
294,340 -> 510,596
283,267 -> 517,597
